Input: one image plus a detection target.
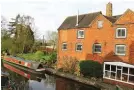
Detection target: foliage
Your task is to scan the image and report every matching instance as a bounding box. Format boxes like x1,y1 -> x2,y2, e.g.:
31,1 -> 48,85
50,52 -> 57,61
1,16 -> 13,53
60,56 -> 78,74
9,15 -> 35,54
1,32 -> 13,52
17,51 -> 57,66
79,60 -> 103,78
17,51 -> 44,61
30,40 -> 43,52
40,52 -> 57,65
35,51 -> 44,57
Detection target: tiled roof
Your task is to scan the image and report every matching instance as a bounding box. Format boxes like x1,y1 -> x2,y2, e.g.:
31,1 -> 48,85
58,11 -> 122,30
58,11 -> 102,30
104,15 -> 122,23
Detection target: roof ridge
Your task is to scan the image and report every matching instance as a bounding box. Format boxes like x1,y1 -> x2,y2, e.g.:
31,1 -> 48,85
103,15 -> 122,18
58,11 -> 102,30
67,11 -> 102,18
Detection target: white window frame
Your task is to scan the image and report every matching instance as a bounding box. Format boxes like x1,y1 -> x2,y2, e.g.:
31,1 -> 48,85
62,43 -> 67,50
116,28 -> 127,38
103,62 -> 134,85
97,20 -> 103,28
115,45 -> 126,56
77,30 -> 84,39
93,44 -> 102,53
76,43 -> 82,51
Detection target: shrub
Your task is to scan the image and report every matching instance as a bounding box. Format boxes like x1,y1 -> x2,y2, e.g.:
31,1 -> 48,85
61,56 -> 78,74
34,51 -> 44,60
41,55 -> 51,61
79,60 -> 103,78
35,51 -> 44,56
50,52 -> 57,62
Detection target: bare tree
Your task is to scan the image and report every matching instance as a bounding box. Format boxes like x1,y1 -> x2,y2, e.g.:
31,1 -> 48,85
46,31 -> 58,51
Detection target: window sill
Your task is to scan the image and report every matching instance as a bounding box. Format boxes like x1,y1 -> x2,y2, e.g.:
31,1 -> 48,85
115,53 -> 126,56
77,37 -> 84,39
93,52 -> 101,54
97,27 -> 103,29
62,49 -> 67,51
76,50 -> 82,52
115,37 -> 126,39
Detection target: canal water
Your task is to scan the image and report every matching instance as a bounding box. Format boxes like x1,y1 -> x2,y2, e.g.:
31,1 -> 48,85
2,63 -> 100,90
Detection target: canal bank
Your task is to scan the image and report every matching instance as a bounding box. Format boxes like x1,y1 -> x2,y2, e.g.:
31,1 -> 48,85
45,68 -> 134,90
2,63 -> 100,90
2,56 -> 134,90
45,68 -> 115,90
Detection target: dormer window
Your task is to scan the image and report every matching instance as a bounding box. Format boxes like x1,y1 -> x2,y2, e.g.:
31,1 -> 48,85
97,20 -> 103,28
77,30 -> 84,39
116,28 -> 127,38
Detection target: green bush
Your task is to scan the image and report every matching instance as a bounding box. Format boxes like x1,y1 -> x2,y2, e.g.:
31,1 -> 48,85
41,55 -> 51,61
35,51 -> 44,56
40,52 -> 57,63
79,60 -> 103,78
50,52 -> 57,61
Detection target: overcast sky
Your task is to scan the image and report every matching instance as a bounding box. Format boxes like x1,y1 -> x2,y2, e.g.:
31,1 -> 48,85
1,0 -> 134,39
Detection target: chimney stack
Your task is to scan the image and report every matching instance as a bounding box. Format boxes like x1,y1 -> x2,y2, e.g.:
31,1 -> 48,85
106,2 -> 112,17
76,10 -> 79,26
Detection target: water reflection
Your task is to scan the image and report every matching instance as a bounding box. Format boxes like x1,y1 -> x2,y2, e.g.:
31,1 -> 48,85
2,63 -> 99,90
56,78 -> 99,90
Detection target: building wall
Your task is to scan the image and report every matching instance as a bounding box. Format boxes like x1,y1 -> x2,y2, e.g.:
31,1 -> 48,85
115,9 -> 134,24
57,11 -> 134,67
103,79 -> 134,88
114,10 -> 134,64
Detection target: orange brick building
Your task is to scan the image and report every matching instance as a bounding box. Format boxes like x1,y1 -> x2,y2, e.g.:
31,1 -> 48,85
58,3 -> 134,87
58,3 -> 134,64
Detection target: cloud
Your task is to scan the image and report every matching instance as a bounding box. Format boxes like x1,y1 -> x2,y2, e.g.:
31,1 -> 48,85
1,0 -> 134,39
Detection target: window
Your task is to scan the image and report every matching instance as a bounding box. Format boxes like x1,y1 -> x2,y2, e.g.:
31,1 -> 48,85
115,45 -> 126,55
129,75 -> 134,83
76,43 -> 82,51
97,20 -> 103,28
111,65 -> 116,72
123,67 -> 128,74
62,43 -> 67,50
93,44 -> 101,53
116,28 -> 126,38
105,64 -> 110,70
105,71 -> 111,78
104,63 -> 134,85
111,72 -> 116,79
77,30 -> 84,39
130,68 -> 134,75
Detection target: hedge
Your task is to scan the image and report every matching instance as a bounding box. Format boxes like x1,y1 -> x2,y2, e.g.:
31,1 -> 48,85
79,60 -> 103,78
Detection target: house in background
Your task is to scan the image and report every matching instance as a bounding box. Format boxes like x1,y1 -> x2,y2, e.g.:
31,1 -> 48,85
57,2 -> 134,87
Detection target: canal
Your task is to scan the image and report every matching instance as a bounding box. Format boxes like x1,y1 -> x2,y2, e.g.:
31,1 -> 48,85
2,63 -> 100,90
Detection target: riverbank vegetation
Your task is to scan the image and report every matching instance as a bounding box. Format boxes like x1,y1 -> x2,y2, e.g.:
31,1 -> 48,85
58,56 -> 103,79
59,56 -> 80,75
1,15 -> 58,67
17,51 -> 57,65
